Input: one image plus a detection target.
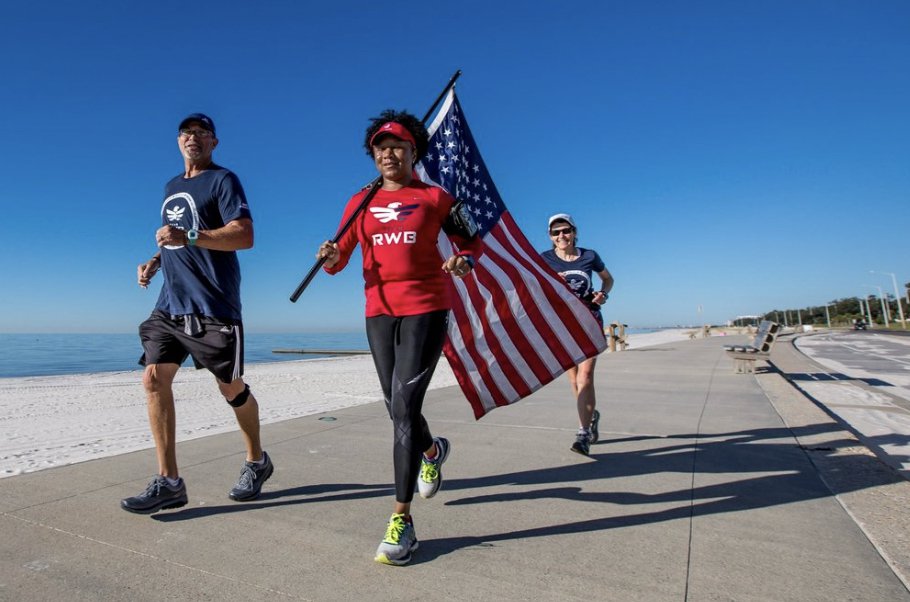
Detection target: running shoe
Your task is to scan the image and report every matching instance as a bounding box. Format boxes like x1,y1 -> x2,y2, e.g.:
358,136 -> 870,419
375,513 -> 419,566
417,437 -> 450,499
121,476 -> 188,514
229,451 -> 274,501
589,410 -> 601,444
571,431 -> 592,456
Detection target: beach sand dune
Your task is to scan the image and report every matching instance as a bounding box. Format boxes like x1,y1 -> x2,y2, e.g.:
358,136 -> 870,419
0,329 -> 693,478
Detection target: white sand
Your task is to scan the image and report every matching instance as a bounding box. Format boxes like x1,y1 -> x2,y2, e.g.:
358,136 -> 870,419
0,329 -> 693,478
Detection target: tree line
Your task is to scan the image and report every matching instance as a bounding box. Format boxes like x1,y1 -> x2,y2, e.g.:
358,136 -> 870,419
760,289 -> 908,327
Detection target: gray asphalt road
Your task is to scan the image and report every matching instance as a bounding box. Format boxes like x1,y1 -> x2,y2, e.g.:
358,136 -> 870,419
796,330 -> 910,402
790,330 -> 910,476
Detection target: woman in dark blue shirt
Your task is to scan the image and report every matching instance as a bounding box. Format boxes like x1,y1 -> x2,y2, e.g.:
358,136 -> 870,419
541,213 -> 614,456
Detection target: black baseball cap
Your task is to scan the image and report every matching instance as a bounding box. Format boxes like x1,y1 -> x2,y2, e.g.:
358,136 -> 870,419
178,113 -> 216,135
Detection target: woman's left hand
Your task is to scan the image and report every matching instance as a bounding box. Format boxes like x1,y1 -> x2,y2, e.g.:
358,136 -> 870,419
442,255 -> 473,279
590,291 -> 608,305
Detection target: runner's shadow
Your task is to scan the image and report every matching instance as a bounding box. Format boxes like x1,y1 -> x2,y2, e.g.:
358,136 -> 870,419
151,482 -> 391,522
605,422 -> 840,447
413,476 -> 787,564
439,423 -> 853,495
153,423 -> 881,527
866,433 -> 910,466
412,422 -> 900,561
781,370 -> 893,388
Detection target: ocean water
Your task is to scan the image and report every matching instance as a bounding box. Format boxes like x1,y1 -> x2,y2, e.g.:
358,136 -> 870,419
0,328 -> 653,378
0,332 -> 369,378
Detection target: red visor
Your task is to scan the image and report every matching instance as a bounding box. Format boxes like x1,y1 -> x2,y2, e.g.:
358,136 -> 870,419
370,122 -> 416,147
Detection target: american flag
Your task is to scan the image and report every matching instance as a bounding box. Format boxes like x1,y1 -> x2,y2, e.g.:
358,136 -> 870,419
417,89 -> 608,419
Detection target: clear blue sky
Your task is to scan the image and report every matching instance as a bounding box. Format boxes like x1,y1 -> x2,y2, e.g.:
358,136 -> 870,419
1,1 -> 907,333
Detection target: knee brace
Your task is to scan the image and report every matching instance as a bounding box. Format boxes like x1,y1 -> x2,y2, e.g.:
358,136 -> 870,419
227,384 -> 251,408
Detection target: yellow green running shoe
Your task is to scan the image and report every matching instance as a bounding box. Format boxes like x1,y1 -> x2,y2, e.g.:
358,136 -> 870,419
374,513 -> 418,566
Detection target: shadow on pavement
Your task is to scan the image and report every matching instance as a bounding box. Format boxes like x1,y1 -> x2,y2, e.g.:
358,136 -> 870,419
156,421 -> 901,563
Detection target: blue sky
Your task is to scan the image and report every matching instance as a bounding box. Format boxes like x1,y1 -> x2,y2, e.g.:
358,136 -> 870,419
1,1 -> 907,333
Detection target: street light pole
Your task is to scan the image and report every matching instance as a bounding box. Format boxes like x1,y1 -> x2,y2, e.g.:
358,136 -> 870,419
865,285 -> 889,328
863,296 -> 874,326
872,270 -> 907,330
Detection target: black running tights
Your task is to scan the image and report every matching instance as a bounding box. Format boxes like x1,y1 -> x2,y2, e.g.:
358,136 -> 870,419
366,310 -> 448,504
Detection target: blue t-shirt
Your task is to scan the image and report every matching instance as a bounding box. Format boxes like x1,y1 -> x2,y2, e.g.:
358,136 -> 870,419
155,166 -> 252,321
541,248 -> 606,312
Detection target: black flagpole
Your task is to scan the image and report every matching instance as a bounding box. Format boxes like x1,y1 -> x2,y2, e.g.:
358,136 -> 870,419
289,69 -> 462,303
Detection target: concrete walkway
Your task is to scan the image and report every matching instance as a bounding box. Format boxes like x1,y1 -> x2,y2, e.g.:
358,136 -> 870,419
2,335 -> 909,601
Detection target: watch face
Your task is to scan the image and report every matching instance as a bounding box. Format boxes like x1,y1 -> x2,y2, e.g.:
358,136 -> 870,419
187,229 -> 198,240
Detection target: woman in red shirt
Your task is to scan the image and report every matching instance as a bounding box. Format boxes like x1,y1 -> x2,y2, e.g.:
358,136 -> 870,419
317,110 -> 481,566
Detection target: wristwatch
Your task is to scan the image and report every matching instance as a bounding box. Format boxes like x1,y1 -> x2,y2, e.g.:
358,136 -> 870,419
186,229 -> 199,246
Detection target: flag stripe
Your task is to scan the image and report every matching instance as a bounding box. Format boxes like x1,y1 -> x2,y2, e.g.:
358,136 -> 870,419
419,89 -> 607,419
489,218 -> 587,362
461,271 -> 540,393
440,255 -> 520,406
500,213 -> 606,358
437,234 -> 529,402
455,285 -> 536,398
487,217 -> 595,366
444,305 -> 514,409
479,228 -> 572,376
496,215 -> 604,362
441,339 -> 486,417
447,226 -> 562,393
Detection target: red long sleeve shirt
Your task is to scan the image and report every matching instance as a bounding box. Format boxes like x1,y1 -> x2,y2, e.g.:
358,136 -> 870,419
324,180 -> 483,317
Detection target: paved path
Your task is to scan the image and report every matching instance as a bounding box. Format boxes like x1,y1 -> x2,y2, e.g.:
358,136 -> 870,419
2,335 -> 909,601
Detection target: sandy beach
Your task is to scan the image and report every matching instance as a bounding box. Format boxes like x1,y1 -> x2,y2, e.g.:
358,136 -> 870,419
0,328 -> 694,478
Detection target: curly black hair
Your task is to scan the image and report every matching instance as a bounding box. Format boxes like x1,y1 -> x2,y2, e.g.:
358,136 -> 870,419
363,109 -> 429,161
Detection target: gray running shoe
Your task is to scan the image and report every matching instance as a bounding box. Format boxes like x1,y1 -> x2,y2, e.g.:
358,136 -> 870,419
590,410 -> 601,444
121,476 -> 187,514
417,437 -> 450,499
375,513 -> 419,566
571,432 -> 592,456
229,451 -> 274,501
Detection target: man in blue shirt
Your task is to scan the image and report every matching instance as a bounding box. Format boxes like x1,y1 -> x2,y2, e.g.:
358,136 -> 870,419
122,113 -> 273,514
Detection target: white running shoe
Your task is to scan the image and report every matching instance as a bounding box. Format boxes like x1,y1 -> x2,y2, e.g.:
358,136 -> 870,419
417,437 -> 450,499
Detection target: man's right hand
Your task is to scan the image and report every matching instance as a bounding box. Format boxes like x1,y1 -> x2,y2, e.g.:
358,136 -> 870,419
137,257 -> 160,288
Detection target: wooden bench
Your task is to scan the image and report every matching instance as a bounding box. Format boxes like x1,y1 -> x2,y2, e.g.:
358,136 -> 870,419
723,320 -> 780,373
606,322 -> 628,351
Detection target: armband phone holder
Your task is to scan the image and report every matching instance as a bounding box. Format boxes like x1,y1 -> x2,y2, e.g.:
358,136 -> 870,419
443,200 -> 479,238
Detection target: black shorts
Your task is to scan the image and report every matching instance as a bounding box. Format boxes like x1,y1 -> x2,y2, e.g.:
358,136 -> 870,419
138,310 -> 244,384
